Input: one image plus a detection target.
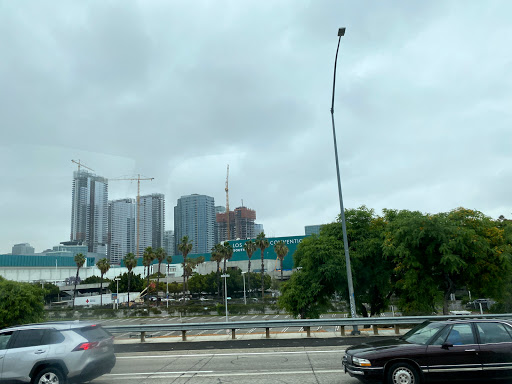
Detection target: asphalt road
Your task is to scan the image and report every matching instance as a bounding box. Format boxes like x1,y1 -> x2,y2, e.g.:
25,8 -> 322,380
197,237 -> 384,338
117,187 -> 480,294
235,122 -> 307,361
92,346 -> 358,384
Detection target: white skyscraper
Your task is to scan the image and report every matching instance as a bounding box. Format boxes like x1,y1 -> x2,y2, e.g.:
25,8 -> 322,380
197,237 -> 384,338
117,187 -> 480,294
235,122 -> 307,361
108,198 -> 136,264
70,170 -> 108,254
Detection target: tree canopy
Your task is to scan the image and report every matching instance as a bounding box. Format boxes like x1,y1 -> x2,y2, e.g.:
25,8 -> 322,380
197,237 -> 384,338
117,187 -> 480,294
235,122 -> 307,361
278,206 -> 512,318
0,277 -> 45,327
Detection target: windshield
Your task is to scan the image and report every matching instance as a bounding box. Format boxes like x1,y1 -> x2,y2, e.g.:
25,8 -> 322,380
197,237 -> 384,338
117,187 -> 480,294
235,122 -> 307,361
401,322 -> 446,345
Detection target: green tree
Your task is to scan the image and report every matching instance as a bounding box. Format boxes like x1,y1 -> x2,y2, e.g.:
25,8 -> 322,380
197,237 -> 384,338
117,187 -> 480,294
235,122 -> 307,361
178,236 -> 193,301
383,207 -> 512,314
0,277 -> 45,327
321,207 -> 395,316
255,232 -> 269,298
124,253 -> 138,307
278,234 -> 346,318
142,247 -> 155,304
108,272 -> 144,294
274,240 -> 289,283
96,258 -> 110,306
211,244 -> 224,297
243,240 -> 257,296
41,282 -> 60,304
81,276 -> 106,284
73,253 -> 86,309
154,247 -> 167,306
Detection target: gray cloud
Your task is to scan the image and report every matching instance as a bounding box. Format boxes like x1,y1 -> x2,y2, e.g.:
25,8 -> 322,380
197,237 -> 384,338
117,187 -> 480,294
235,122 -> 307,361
1,0 -> 511,253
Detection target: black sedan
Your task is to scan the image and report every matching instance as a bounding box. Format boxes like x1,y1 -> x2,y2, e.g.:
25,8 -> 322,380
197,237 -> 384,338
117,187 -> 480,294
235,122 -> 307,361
343,319 -> 512,383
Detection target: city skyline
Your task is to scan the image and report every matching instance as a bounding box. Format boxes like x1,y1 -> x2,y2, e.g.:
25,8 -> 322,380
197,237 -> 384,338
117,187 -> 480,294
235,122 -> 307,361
2,2 -> 511,254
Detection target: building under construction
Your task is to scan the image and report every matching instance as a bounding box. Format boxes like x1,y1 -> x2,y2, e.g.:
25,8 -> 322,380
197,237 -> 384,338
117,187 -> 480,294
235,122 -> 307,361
215,206 -> 256,243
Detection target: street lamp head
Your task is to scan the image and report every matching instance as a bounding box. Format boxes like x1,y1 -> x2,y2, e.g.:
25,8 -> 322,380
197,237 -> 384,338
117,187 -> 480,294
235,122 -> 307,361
338,28 -> 346,37
241,271 -> 247,275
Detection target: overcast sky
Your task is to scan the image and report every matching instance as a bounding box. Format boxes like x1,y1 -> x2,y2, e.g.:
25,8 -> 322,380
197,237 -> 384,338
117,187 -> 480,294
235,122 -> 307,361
1,1 -> 511,253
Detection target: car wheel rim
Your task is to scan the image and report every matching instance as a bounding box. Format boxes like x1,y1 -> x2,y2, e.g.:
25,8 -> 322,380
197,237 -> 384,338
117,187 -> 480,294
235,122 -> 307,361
39,372 -> 59,384
392,367 -> 414,384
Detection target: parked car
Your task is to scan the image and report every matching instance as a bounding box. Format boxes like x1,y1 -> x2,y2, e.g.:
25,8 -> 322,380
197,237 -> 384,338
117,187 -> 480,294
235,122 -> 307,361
0,321 -> 116,384
343,319 -> 512,383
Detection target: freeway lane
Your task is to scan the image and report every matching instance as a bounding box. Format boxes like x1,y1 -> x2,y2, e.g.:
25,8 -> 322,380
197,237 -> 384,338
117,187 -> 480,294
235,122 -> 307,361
91,347 -> 360,384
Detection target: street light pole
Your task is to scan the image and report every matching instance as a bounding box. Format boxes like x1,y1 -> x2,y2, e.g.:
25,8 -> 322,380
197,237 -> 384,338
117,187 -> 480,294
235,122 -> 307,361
330,27 -> 359,334
221,274 -> 229,321
242,272 -> 247,305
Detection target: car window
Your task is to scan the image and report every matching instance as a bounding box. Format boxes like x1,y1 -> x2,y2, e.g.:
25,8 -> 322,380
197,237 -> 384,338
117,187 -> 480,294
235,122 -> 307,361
41,330 -> 65,345
476,322 -> 512,344
0,332 -> 13,350
11,329 -> 47,349
445,324 -> 475,345
430,325 -> 451,345
74,326 -> 111,342
402,322 -> 446,345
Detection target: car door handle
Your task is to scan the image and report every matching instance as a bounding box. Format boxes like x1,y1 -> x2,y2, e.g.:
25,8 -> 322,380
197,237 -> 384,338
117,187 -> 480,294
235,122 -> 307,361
465,349 -> 476,352
34,350 -> 46,354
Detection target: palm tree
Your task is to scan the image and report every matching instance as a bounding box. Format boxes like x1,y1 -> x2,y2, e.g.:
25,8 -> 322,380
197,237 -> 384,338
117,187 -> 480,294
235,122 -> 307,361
255,232 -> 269,299
142,247 -> 155,304
124,253 -> 137,309
222,241 -> 233,272
178,236 -> 193,302
96,258 -> 110,306
211,244 -> 224,297
154,247 -> 167,306
243,240 -> 257,296
273,240 -> 289,283
73,253 -> 86,309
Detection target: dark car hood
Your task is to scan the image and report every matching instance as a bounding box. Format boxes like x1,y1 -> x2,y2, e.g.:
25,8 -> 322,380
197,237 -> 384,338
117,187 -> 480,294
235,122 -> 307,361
346,338 -> 422,355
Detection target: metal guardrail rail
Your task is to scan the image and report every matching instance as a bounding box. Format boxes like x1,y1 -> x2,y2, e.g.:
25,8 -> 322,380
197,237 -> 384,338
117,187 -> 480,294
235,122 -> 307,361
103,313 -> 512,342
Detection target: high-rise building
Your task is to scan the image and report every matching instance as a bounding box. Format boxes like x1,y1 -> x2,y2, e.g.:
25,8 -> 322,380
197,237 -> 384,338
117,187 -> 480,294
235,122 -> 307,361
11,243 -> 35,255
216,206 -> 256,242
138,194 -> 165,256
174,194 -> 215,255
70,170 -> 108,254
108,198 -> 136,264
254,223 -> 264,236
305,224 -> 324,236
163,230 -> 174,258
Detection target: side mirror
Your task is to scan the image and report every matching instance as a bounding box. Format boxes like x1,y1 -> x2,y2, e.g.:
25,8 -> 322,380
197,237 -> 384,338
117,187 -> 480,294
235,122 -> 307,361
442,342 -> 453,350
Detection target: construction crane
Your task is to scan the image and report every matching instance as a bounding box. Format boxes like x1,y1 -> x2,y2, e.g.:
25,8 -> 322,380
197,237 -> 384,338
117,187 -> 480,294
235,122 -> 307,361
71,159 -> 94,172
109,174 -> 154,258
225,165 -> 230,242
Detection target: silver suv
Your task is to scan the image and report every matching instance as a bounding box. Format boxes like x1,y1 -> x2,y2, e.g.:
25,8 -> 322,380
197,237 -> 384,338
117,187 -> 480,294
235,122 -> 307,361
0,321 -> 115,384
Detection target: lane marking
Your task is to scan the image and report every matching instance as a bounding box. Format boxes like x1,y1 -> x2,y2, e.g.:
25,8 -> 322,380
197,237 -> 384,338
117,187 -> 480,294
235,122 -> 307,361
117,350 -> 346,359
103,369 -> 346,380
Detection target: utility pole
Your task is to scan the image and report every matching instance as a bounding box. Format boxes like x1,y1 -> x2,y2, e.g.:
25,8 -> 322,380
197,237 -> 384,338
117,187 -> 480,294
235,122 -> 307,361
109,174 -> 154,258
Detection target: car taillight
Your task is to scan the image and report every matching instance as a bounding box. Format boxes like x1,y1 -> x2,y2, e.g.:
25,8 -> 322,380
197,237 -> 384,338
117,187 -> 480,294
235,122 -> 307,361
72,341 -> 98,351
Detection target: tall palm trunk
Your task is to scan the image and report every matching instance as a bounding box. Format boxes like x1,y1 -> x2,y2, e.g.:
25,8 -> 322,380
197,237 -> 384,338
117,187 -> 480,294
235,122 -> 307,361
216,260 -> 221,297
280,259 -> 284,282
182,257 -> 187,304
156,262 -> 161,307
127,272 -> 131,310
100,274 -> 104,306
72,268 -> 80,309
261,250 -> 265,299
247,257 -> 251,296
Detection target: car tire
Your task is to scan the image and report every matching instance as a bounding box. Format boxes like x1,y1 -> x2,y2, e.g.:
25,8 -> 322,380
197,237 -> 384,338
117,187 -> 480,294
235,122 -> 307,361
387,362 -> 420,384
33,367 -> 67,384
